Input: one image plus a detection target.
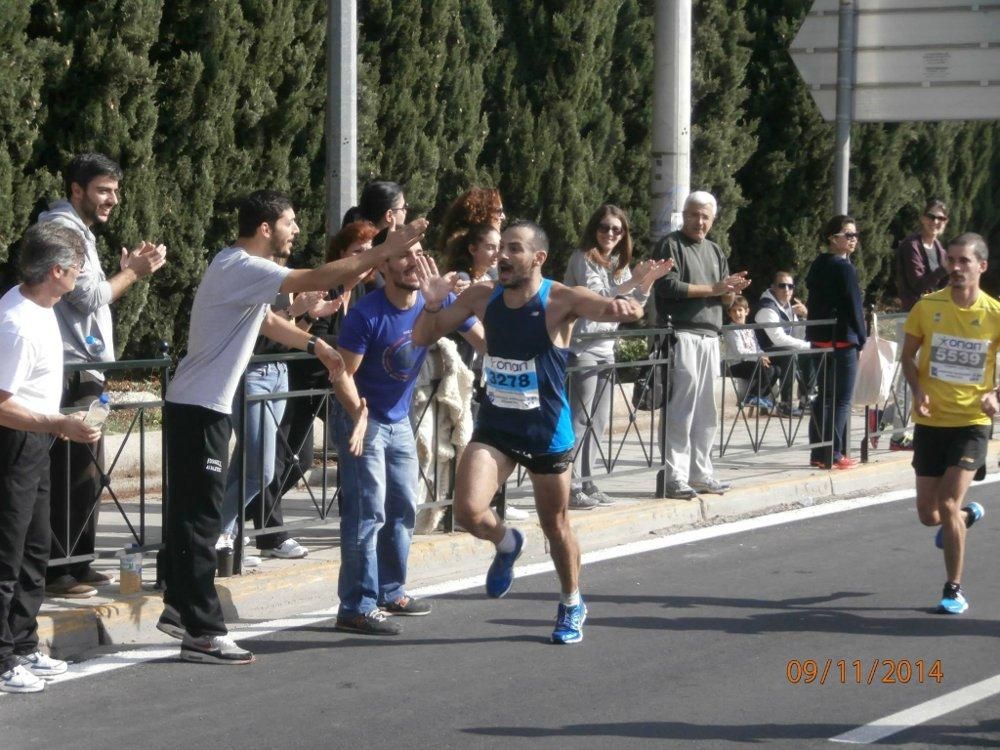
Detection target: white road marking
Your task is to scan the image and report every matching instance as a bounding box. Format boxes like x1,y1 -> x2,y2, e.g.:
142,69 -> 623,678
11,476 -> 1000,704
830,674 -> 1000,744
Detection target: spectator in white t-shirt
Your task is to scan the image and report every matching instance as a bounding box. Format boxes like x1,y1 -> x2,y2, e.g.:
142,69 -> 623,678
0,224 -> 102,694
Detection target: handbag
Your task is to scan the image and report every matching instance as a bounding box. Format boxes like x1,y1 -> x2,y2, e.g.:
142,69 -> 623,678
852,312 -> 897,406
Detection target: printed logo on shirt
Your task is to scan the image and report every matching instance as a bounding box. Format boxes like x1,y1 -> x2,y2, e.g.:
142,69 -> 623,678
971,318 -> 981,327
381,331 -> 421,382
933,313 -> 942,323
205,458 -> 223,474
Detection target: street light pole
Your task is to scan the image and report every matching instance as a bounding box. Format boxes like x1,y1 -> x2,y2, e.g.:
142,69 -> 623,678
651,0 -> 691,242
326,0 -> 358,243
833,0 -> 855,215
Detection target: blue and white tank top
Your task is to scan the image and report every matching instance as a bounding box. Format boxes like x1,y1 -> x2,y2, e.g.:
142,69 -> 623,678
477,278 -> 574,453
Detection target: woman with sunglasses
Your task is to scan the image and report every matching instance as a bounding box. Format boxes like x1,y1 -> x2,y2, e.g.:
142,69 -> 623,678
563,204 -> 672,508
805,215 -> 866,470
896,199 -> 949,312
882,200 -> 950,449
342,181 -> 408,229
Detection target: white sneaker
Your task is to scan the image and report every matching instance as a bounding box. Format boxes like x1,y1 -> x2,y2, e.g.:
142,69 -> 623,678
240,554 -> 262,568
19,651 -> 68,678
1,664 -> 45,693
504,505 -> 530,520
180,634 -> 254,665
264,539 -> 309,559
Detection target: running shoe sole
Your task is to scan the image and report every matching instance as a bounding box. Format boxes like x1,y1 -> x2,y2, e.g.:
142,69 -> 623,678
937,596 -> 968,615
180,648 -> 255,665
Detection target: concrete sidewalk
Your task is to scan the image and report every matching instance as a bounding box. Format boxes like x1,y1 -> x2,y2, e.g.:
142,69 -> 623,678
42,400 -> 988,662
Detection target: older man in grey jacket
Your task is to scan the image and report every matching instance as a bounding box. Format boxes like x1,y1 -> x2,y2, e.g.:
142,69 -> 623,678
39,153 -> 166,598
652,191 -> 750,500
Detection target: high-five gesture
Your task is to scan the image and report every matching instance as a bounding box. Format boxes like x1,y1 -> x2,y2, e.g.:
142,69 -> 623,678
381,214 -> 429,259
414,253 -> 457,310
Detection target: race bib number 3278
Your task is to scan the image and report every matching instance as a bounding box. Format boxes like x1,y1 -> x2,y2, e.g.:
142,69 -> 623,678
483,355 -> 540,410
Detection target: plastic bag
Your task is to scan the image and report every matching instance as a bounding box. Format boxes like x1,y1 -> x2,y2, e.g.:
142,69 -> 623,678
852,313 -> 897,406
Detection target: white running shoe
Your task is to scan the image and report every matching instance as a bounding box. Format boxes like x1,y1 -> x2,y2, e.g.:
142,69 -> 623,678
264,538 -> 309,559
1,664 -> 45,693
19,651 -> 68,678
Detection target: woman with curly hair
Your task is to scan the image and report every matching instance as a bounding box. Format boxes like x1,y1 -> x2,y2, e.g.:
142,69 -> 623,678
436,187 -> 505,261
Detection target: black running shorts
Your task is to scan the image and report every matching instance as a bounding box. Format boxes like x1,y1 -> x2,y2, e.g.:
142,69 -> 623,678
912,423 -> 990,477
471,426 -> 573,475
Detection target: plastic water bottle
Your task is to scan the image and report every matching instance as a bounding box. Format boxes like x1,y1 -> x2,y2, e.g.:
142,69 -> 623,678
83,393 -> 111,429
118,545 -> 143,596
85,334 -> 105,356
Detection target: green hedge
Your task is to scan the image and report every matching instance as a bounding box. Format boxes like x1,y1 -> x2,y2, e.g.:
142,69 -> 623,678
1,1 -> 997,358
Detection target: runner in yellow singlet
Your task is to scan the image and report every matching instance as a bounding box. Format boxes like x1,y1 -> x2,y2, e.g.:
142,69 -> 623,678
901,233 -> 1000,614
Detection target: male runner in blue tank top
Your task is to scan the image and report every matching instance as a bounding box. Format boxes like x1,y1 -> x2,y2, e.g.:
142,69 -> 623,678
412,220 -> 671,643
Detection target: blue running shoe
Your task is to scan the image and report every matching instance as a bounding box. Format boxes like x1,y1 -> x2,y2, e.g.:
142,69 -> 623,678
551,599 -> 588,644
485,528 -> 524,598
934,501 -> 984,549
937,583 -> 968,615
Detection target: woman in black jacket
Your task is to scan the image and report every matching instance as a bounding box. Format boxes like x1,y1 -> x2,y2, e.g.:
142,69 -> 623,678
805,215 -> 866,470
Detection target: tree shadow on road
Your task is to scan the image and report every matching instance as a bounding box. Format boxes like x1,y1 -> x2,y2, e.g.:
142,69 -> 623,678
461,717 -> 1000,746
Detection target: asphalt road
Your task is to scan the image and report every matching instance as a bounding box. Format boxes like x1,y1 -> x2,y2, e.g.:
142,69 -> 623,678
5,485 -> 1000,749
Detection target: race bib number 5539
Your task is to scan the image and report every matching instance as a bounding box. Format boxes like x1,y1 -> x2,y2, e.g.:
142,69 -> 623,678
929,332 -> 989,385
483,355 -> 540,410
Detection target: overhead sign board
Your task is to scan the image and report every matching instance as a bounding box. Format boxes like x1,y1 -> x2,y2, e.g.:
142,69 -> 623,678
790,1 -> 1000,121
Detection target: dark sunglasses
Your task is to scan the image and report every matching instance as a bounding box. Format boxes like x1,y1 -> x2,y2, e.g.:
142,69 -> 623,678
775,282 -> 795,290
597,223 -> 624,235
925,213 -> 948,222
834,232 -> 859,240
392,203 -> 410,212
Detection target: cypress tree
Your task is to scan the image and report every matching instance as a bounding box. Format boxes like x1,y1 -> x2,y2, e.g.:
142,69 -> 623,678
482,0 -> 632,273
732,0 -> 833,293
148,0 -> 249,353
690,0 -> 756,259
0,3 -> 64,260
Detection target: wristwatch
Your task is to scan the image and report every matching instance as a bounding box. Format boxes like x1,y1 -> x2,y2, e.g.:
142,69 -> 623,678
306,335 -> 318,354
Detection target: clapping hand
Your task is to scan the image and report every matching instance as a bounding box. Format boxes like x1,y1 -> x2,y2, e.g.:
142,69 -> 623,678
289,291 -> 326,318
121,241 -> 167,277
632,259 -> 675,290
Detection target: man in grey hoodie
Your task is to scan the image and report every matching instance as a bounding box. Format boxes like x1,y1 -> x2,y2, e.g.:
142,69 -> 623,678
39,152 -> 167,598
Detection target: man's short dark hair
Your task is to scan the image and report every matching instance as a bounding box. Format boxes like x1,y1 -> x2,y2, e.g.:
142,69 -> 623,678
949,232 -> 989,262
238,190 -> 294,237
507,219 -> 549,253
65,153 -> 123,196
20,223 -> 86,286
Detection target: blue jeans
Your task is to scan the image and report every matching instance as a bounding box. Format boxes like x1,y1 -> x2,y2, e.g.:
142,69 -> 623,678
332,403 -> 418,617
809,346 -> 858,463
222,362 -> 288,536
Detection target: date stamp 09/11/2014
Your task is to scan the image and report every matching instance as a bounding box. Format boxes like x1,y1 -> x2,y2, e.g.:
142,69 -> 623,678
785,659 -> 944,686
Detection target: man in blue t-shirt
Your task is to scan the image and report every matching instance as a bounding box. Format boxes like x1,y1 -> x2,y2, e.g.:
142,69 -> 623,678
331,239 -> 482,636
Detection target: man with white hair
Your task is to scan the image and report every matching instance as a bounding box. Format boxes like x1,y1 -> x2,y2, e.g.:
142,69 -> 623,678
0,224 -> 103,693
652,191 -> 751,499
